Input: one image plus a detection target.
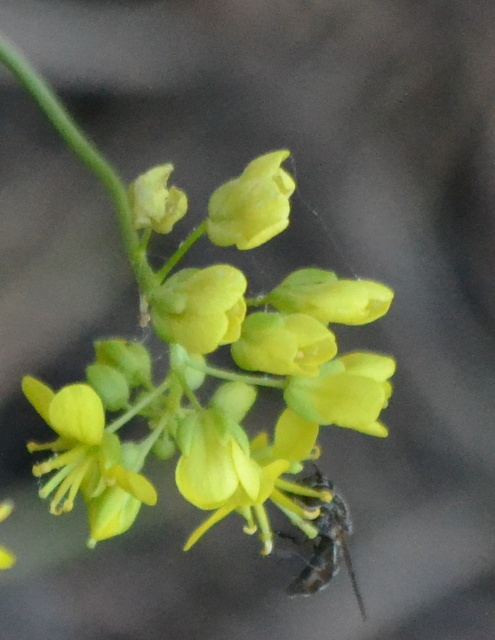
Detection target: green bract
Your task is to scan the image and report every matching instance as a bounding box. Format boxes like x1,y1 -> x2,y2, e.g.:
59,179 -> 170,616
267,268 -> 394,325
231,312 -> 337,376
151,265 -> 247,354
129,164 -> 188,234
284,352 -> 395,437
207,150 -> 295,250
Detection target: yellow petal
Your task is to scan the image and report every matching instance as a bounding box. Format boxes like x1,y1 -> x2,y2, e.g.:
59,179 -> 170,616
353,420 -> 389,438
22,376 -> 55,424
175,433 -> 239,509
49,384 -> 105,445
243,150 -> 291,180
230,441 -> 260,501
86,486 -> 142,545
272,409 -> 319,462
110,465 -> 158,506
256,460 -> 290,504
340,352 -> 396,381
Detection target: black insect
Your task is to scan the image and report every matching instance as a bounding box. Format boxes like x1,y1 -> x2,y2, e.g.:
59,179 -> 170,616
286,468 -> 367,620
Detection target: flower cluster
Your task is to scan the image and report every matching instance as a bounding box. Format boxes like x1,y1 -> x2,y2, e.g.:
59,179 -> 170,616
22,151 -> 395,555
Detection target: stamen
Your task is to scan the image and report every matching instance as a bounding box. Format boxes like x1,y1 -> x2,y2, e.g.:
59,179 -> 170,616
61,458 -> 93,513
275,478 -> 333,501
32,445 -> 86,476
274,503 -> 320,539
39,462 -> 76,499
252,504 -> 273,555
27,439 -> 63,453
239,506 -> 257,534
49,464 -> 86,514
308,444 -> 321,460
270,488 -> 321,520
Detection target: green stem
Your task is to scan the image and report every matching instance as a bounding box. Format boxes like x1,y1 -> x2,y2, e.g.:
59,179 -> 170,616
0,34 -> 156,294
136,420 -> 167,466
200,363 -> 285,389
171,370 -> 202,411
106,379 -> 170,433
156,221 -> 207,282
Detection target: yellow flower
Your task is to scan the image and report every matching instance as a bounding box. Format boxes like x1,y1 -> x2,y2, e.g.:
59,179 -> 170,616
0,502 -> 16,569
86,485 -> 144,548
86,445 -> 157,547
284,352 -> 395,437
231,312 -> 337,376
23,376 -> 105,446
183,409 -> 326,555
267,268 -> 394,325
151,265 -> 247,354
22,376 -> 157,516
207,150 -> 295,250
175,409 -> 259,510
129,164 -> 188,234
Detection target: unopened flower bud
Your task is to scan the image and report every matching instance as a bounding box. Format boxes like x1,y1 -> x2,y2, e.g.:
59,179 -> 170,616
284,352 -> 395,437
210,381 -> 257,423
267,268 -> 394,325
207,150 -> 295,250
86,363 -> 130,412
94,340 -> 152,388
169,344 -> 206,390
150,265 -> 247,354
129,164 -> 188,234
231,312 -> 337,377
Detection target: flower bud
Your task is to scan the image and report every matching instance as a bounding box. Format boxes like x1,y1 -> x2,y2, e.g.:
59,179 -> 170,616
207,150 -> 295,250
94,340 -> 152,388
150,265 -> 247,354
284,352 -> 395,437
267,268 -> 394,325
151,430 -> 176,460
231,312 -> 337,377
86,363 -> 130,412
169,344 -> 206,390
86,486 -> 142,547
210,381 -> 257,423
129,164 -> 188,234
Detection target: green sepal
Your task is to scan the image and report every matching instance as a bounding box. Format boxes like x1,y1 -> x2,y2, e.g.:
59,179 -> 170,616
209,381 -> 257,423
86,363 -> 130,412
95,340 -> 152,388
169,344 -> 206,390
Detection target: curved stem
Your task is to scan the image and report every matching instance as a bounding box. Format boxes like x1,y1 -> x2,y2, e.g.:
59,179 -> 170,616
0,34 -> 156,294
200,362 -> 285,389
156,221 -> 207,282
106,379 -> 170,433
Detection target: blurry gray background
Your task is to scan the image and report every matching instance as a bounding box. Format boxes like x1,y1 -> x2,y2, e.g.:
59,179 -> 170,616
1,0 -> 495,638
